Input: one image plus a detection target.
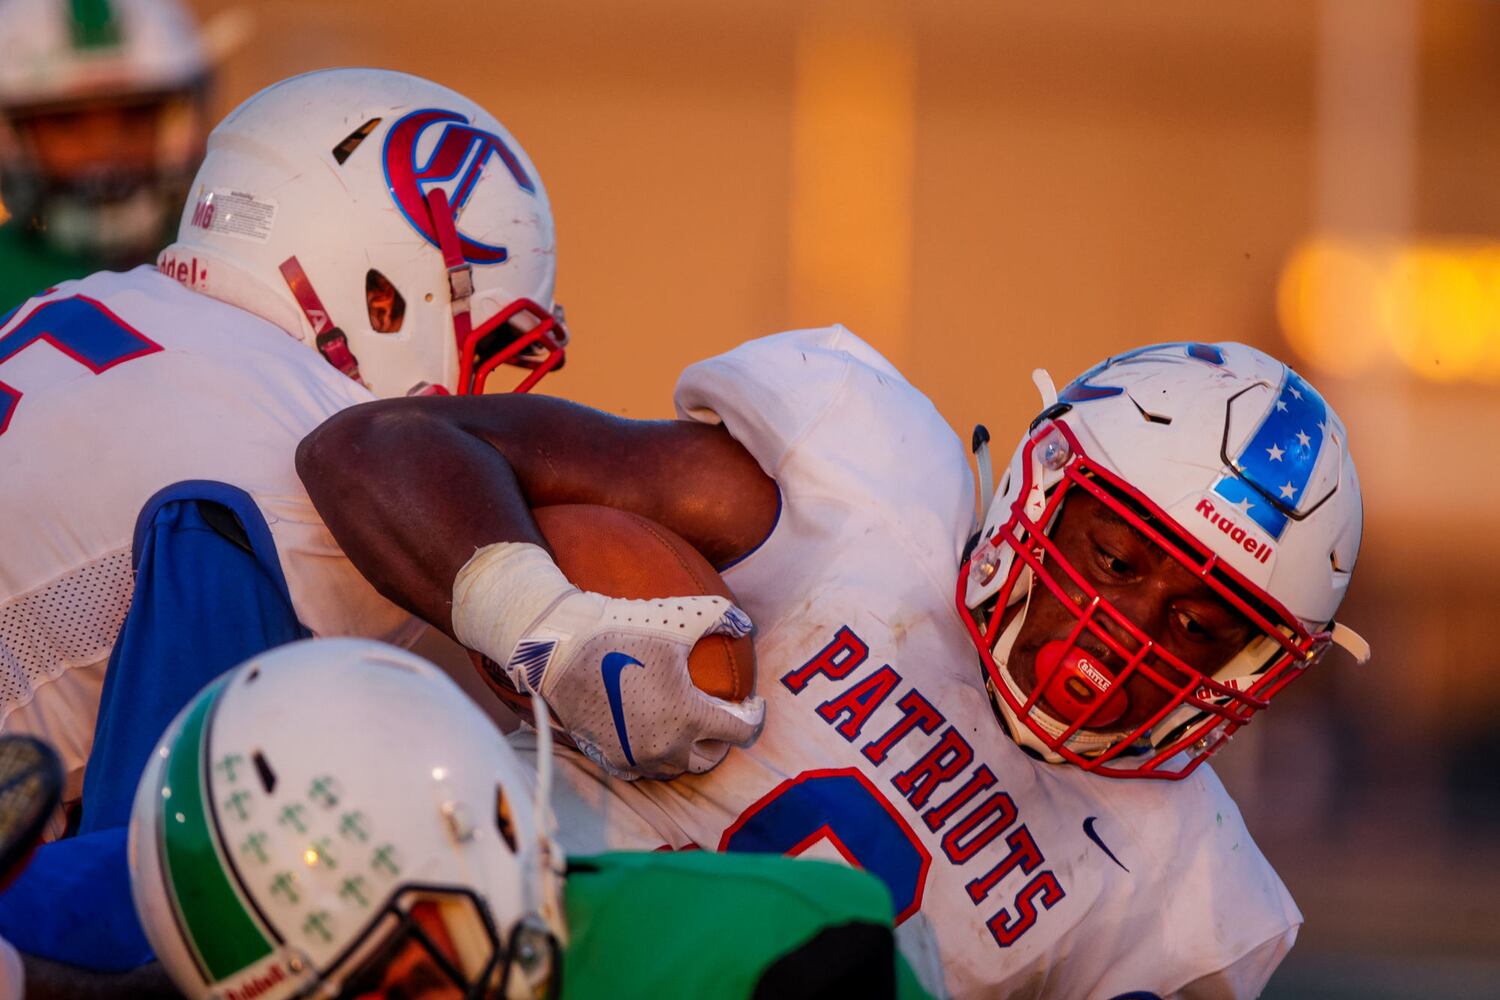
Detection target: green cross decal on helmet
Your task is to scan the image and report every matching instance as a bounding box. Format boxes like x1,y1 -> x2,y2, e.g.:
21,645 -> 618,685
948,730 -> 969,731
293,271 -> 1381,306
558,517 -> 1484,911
129,637 -> 567,1000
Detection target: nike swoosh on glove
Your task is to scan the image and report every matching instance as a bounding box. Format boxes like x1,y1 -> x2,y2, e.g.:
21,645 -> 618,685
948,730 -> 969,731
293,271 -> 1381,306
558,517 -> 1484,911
452,542 -> 765,780
518,593 -> 762,779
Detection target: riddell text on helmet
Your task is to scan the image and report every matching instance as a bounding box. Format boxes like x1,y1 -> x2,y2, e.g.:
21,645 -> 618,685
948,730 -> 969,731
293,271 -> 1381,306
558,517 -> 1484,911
1195,498 -> 1273,563
155,251 -> 210,291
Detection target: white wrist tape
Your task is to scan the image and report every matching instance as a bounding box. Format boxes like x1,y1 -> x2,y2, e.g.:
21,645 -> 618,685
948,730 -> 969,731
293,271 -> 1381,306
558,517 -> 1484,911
451,541 -> 576,685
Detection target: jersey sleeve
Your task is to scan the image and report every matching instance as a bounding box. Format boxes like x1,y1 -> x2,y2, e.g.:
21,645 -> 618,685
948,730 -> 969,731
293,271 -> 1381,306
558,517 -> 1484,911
673,326 -> 975,576
561,851 -> 933,1000
1171,926 -> 1298,999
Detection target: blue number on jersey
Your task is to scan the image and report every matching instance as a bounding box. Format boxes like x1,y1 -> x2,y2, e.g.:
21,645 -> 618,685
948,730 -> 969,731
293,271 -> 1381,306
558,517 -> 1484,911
0,295 -> 162,434
720,767 -> 931,923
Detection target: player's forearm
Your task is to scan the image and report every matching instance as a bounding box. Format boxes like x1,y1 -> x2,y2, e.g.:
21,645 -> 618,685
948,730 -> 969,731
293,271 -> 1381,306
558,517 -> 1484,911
297,397 -> 547,634
299,394 -> 779,626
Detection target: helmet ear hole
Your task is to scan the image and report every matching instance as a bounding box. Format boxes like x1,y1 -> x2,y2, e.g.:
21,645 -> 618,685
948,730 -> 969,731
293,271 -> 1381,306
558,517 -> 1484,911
494,785 -> 518,853
366,269 -> 406,333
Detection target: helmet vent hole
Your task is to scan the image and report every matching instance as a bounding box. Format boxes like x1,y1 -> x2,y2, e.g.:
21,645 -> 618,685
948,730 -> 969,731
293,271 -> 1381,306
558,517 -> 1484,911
495,786 -> 518,853
366,269 -> 406,333
1128,394 -> 1173,425
332,118 -> 382,165
253,751 -> 277,794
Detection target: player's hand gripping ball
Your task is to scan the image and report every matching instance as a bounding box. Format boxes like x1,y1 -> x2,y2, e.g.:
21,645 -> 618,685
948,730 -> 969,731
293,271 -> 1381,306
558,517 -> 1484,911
469,505 -> 760,777
534,505 -> 757,702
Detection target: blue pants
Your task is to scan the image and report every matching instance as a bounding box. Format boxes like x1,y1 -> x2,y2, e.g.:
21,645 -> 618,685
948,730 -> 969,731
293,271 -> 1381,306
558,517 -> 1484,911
0,481 -> 308,969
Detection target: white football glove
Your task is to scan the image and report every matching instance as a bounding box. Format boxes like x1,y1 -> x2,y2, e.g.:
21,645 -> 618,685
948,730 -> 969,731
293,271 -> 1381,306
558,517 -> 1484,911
452,542 -> 765,780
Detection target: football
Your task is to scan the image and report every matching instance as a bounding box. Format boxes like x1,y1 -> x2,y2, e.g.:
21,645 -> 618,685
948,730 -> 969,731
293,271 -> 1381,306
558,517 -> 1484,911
470,504 -> 756,709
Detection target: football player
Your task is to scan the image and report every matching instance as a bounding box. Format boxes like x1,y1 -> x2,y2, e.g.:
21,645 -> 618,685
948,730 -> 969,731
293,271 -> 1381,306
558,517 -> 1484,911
0,67 -> 597,974
130,637 -> 932,999
0,0 -> 213,312
299,330 -> 1370,997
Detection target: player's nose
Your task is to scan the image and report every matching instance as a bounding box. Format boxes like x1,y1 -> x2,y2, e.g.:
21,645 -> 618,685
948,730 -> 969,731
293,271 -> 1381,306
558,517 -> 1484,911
1095,578 -> 1174,659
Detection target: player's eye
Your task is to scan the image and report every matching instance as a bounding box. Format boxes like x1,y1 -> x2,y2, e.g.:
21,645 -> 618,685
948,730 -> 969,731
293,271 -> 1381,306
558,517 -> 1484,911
1175,610 -> 1211,639
1094,544 -> 1133,579
1173,608 -> 1246,647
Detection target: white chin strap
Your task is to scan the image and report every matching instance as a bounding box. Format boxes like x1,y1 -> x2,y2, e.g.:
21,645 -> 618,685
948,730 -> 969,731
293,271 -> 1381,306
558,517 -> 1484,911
525,690 -> 568,945
1333,622 -> 1371,663
1031,368 -> 1059,408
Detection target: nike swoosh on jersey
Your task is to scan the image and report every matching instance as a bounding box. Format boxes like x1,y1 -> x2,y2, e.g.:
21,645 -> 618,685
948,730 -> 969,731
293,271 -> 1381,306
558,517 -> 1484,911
1083,816 -> 1129,872
601,651 -> 646,767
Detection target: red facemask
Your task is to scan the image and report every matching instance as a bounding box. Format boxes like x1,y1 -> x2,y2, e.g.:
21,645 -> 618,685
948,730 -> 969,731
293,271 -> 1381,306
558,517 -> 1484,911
957,420 -> 1328,779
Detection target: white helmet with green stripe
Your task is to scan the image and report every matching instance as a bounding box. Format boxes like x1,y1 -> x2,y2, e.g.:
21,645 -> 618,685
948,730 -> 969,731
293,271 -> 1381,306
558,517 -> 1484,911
128,638 -> 565,1000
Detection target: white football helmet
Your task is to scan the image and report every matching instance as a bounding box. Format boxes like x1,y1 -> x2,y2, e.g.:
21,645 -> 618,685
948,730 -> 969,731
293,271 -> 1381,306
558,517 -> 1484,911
157,67 -> 567,399
129,638 -> 566,1000
960,342 -> 1369,779
0,0 -> 209,261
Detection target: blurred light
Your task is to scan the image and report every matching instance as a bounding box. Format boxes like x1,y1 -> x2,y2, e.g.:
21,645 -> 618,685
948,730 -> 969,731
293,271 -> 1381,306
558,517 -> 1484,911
1278,239 -> 1386,377
1279,237 -> 1500,383
304,847 -> 318,866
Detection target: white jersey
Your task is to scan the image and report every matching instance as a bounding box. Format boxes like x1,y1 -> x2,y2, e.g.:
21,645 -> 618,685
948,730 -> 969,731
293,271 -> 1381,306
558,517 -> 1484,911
533,326 -> 1301,999
0,267 -> 420,796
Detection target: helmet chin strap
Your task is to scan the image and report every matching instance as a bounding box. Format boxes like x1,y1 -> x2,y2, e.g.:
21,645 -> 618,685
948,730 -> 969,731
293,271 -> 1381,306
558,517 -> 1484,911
422,187 -> 476,371
423,187 -> 568,396
972,425 -> 995,518
278,255 -> 367,387
525,688 -> 568,945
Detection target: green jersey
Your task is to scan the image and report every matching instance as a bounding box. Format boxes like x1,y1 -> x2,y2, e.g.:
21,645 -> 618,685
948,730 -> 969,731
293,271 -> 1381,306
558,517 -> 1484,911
561,852 -> 934,1000
0,222 -> 97,315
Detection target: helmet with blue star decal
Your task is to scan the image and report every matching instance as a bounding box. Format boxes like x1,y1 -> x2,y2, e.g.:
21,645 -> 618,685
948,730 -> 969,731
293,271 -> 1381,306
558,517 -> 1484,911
959,342 -> 1367,779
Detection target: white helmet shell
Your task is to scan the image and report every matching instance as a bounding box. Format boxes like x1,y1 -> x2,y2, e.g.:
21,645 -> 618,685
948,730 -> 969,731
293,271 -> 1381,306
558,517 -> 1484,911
157,67 -> 565,398
960,342 -> 1366,778
969,342 -> 1361,628
128,638 -> 564,1000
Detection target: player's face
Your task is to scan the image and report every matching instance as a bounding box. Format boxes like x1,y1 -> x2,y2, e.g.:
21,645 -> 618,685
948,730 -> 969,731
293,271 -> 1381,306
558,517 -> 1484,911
15,101 -> 161,181
347,902 -> 475,1000
1001,489 -> 1254,731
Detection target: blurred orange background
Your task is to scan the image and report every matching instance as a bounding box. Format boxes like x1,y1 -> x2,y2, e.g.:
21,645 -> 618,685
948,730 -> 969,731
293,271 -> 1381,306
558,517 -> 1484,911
189,0 -> 1500,994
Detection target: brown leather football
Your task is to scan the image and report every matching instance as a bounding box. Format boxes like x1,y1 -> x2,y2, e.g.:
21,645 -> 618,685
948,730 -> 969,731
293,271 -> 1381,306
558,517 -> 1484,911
470,504 -> 756,708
